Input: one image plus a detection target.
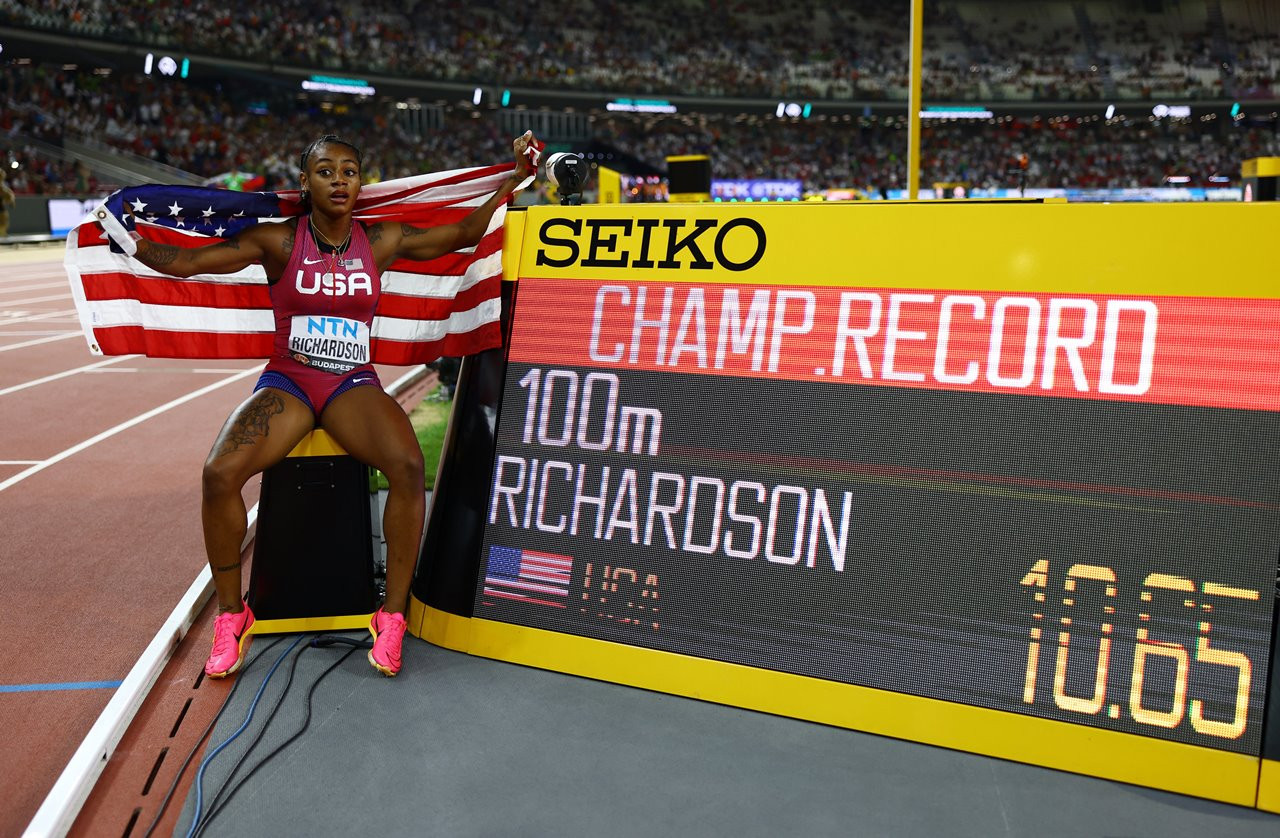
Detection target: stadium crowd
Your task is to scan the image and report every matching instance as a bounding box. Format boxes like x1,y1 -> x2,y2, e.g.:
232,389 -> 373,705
0,61 -> 506,194
1,0 -> 1276,102
597,110 -> 1278,192
4,60 -> 1276,198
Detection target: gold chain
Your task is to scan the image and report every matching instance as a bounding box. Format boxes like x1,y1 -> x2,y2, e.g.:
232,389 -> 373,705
309,216 -> 351,257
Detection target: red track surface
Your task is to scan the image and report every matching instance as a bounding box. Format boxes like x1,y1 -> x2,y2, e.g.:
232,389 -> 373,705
0,245 -> 428,835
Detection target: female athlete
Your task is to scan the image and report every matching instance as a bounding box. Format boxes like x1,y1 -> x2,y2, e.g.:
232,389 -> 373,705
128,131 -> 538,678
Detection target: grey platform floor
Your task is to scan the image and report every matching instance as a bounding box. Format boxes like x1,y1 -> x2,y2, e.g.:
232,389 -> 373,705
174,630 -> 1280,838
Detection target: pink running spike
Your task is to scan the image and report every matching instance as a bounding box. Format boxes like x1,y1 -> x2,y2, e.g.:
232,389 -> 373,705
368,607 -> 407,677
204,602 -> 254,678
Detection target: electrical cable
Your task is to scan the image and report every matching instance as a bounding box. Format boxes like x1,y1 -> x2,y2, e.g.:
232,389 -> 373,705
139,636 -> 285,838
310,633 -> 374,649
192,636 -> 367,836
196,643 -> 361,835
191,635 -> 313,833
190,631 -> 372,829
183,635 -> 303,838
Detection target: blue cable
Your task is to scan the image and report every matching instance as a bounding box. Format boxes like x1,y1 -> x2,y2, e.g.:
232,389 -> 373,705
185,635 -> 303,838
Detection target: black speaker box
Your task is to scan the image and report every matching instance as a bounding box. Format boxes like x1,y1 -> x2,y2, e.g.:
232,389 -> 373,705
247,454 -> 377,620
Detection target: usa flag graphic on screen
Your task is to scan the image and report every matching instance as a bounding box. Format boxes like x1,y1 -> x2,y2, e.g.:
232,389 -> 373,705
483,546 -> 573,608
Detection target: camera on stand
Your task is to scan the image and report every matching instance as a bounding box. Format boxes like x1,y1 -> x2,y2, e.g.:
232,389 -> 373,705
546,152 -> 589,205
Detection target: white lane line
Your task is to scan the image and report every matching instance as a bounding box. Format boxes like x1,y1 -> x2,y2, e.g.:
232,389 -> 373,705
386,364 -> 429,394
0,333 -> 82,353
0,281 -> 68,294
0,309 -> 78,326
0,293 -> 72,307
0,355 -> 137,397
23,568 -> 215,838
0,330 -> 76,336
22,501 -> 259,838
0,366 -> 261,494
0,460 -> 42,465
23,364 -> 430,838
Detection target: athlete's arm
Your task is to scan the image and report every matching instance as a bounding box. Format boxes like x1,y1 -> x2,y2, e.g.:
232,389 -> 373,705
371,131 -> 537,266
129,220 -> 290,279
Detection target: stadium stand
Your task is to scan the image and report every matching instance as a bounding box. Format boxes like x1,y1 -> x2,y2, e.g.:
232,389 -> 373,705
0,0 -> 1277,196
4,59 -> 1276,196
2,0 -> 1278,100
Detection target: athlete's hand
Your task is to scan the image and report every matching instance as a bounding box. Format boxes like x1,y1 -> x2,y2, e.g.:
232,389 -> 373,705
513,130 -> 543,179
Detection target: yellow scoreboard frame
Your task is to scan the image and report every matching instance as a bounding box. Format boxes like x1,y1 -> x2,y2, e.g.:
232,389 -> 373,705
410,199 -> 1280,811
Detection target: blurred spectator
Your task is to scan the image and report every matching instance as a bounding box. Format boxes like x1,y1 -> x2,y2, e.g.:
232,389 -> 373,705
2,0 -> 1275,102
596,110 -> 1279,192
0,62 -> 511,191
2,58 -> 1276,198
0,168 -> 15,235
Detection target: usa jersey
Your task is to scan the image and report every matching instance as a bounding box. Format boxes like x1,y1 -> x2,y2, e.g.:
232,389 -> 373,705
270,219 -> 382,375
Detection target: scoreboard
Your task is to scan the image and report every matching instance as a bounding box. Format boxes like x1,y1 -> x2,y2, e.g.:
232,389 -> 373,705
412,201 -> 1280,808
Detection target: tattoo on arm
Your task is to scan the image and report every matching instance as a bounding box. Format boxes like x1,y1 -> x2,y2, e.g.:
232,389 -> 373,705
213,390 -> 286,458
214,238 -> 241,250
366,223 -> 384,244
400,223 -> 429,239
263,230 -> 294,285
213,561 -> 242,573
137,239 -> 180,267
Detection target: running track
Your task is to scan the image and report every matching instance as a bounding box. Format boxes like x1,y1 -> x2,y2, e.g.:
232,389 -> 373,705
0,245 -> 425,835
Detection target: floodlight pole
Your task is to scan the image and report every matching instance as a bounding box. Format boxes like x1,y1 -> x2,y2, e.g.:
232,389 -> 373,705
907,0 -> 924,200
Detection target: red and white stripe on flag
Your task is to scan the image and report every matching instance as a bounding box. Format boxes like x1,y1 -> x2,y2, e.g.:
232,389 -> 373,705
64,165 -> 515,362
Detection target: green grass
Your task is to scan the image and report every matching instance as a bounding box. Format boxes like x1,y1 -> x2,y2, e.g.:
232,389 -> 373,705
371,386 -> 453,491
410,389 -> 453,489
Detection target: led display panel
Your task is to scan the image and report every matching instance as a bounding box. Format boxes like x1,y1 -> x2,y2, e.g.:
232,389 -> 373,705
475,204 -> 1280,757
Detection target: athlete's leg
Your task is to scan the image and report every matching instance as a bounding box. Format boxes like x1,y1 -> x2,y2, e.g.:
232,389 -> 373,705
203,387 -> 315,612
318,385 -> 424,616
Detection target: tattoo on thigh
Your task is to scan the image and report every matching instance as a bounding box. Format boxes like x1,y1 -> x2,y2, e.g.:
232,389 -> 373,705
214,391 -> 286,458
214,561 -> 241,573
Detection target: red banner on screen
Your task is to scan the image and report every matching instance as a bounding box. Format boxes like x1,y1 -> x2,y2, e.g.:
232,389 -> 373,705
509,278 -> 1280,412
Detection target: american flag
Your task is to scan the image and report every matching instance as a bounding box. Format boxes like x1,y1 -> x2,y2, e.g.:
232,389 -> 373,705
482,546 -> 574,608
64,165 -> 527,364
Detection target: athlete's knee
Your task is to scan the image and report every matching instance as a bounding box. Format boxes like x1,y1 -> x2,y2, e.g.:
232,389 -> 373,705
381,444 -> 424,490
202,456 -> 249,500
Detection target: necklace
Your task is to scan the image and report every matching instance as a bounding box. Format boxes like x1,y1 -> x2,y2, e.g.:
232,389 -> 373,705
309,216 -> 352,274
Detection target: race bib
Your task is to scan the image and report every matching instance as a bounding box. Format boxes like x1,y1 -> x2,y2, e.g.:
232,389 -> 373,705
288,315 -> 371,374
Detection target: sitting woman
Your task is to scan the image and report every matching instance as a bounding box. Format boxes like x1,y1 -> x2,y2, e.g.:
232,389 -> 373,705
127,131 -> 538,678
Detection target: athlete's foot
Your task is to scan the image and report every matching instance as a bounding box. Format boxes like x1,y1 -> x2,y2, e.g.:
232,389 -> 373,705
368,607 -> 406,677
205,601 -> 254,678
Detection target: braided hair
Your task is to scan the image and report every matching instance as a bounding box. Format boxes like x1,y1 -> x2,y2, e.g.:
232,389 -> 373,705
297,135 -> 363,211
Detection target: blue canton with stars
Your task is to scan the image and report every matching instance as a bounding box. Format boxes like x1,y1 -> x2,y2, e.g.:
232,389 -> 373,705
101,184 -> 297,251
